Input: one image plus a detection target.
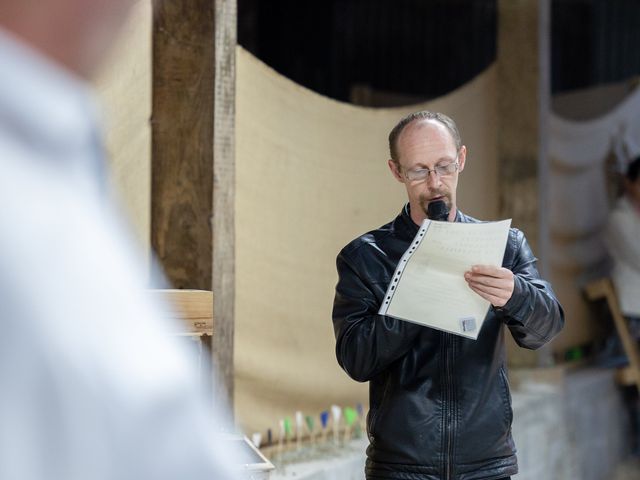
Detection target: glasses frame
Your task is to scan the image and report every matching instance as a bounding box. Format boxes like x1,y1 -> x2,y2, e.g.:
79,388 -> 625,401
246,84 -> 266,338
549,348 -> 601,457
400,155 -> 460,183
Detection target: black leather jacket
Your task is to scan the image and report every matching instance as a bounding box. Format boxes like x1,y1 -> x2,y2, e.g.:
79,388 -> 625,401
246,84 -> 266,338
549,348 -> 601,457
332,205 -> 564,480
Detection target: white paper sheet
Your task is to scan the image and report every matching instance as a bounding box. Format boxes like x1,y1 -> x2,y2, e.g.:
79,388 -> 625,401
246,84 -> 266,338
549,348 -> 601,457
378,219 -> 512,339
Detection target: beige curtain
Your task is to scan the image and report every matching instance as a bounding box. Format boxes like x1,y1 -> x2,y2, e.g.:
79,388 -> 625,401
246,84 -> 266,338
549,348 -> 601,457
94,0 -> 152,257
234,47 -> 499,434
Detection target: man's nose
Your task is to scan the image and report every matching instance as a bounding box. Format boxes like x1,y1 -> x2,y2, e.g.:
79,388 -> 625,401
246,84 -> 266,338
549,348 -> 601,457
426,170 -> 441,189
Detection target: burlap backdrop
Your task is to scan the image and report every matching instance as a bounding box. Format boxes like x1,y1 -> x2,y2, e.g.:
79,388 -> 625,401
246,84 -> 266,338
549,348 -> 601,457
95,0 -> 152,259
93,8 -> 501,435
234,48 -> 499,434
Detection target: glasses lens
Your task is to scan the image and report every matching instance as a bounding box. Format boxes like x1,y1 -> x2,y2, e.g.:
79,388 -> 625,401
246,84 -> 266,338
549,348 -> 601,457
407,169 -> 428,181
405,161 -> 457,181
435,163 -> 457,176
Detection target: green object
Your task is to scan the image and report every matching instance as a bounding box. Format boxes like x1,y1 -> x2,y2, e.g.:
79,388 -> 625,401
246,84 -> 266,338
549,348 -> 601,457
344,407 -> 357,426
305,415 -> 315,432
284,417 -> 293,437
565,346 -> 583,361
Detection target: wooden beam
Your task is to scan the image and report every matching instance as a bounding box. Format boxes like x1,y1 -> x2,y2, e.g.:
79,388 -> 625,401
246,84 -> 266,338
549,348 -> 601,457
152,0 -> 215,291
212,0 -> 237,411
151,0 -> 236,408
497,0 -> 553,368
497,0 -> 550,259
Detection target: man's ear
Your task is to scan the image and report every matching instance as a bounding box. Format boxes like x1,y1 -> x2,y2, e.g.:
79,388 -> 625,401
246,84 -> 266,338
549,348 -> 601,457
457,146 -> 467,173
388,159 -> 404,183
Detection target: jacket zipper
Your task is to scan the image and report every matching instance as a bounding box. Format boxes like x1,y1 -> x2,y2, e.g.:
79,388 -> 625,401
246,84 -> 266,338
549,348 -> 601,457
444,333 -> 455,480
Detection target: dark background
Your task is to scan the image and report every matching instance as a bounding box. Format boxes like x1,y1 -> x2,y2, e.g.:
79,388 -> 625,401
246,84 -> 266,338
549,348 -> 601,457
238,0 -> 640,104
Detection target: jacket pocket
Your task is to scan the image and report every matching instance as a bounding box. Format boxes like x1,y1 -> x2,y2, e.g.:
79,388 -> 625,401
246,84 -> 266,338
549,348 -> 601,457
498,366 -> 513,426
368,374 -> 392,440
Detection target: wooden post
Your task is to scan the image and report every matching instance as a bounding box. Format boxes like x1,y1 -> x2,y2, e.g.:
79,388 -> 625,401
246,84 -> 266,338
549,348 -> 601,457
497,0 -> 553,367
212,0 -> 237,411
151,0 -> 236,408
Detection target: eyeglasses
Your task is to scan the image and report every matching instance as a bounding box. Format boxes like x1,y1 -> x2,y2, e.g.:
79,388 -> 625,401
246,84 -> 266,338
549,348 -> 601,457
401,160 -> 459,182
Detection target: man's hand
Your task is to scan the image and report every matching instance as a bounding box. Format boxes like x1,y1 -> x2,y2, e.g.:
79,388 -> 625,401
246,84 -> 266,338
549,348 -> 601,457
464,265 -> 514,308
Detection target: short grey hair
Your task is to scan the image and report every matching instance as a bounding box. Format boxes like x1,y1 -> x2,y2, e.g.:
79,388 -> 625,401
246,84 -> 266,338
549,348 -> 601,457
388,111 -> 462,163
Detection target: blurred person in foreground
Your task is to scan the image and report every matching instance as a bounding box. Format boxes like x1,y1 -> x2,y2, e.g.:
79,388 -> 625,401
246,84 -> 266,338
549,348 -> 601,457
604,156 -> 640,454
0,1 -> 239,479
332,111 -> 564,480
606,156 -> 640,339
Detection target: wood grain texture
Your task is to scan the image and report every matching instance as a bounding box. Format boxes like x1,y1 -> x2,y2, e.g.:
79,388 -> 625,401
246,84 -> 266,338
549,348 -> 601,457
151,0 -> 237,406
152,0 -> 215,291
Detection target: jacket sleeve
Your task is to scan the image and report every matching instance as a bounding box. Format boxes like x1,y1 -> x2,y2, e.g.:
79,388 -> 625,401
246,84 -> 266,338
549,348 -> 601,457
495,231 -> 565,350
332,250 -> 423,382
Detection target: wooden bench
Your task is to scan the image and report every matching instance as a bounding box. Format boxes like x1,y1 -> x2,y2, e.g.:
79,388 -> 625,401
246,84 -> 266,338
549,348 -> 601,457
585,278 -> 640,390
150,289 -> 214,337
148,289 -> 214,385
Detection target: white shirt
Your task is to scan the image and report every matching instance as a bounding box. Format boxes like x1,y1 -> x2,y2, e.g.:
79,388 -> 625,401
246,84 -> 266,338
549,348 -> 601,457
605,195 -> 640,317
0,28 -> 240,479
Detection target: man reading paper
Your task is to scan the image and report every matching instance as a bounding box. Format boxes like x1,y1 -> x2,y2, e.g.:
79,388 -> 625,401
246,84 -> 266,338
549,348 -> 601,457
332,111 -> 564,480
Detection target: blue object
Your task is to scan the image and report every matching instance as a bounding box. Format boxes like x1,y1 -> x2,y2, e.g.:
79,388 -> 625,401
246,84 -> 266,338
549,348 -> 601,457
320,410 -> 329,429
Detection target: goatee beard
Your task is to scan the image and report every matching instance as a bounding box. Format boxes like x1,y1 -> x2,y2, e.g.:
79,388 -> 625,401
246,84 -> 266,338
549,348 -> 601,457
420,194 -> 451,217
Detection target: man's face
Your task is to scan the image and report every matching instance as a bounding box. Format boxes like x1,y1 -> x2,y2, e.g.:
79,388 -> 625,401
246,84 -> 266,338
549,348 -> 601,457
388,119 -> 466,223
74,0 -> 136,76
0,0 -> 136,78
